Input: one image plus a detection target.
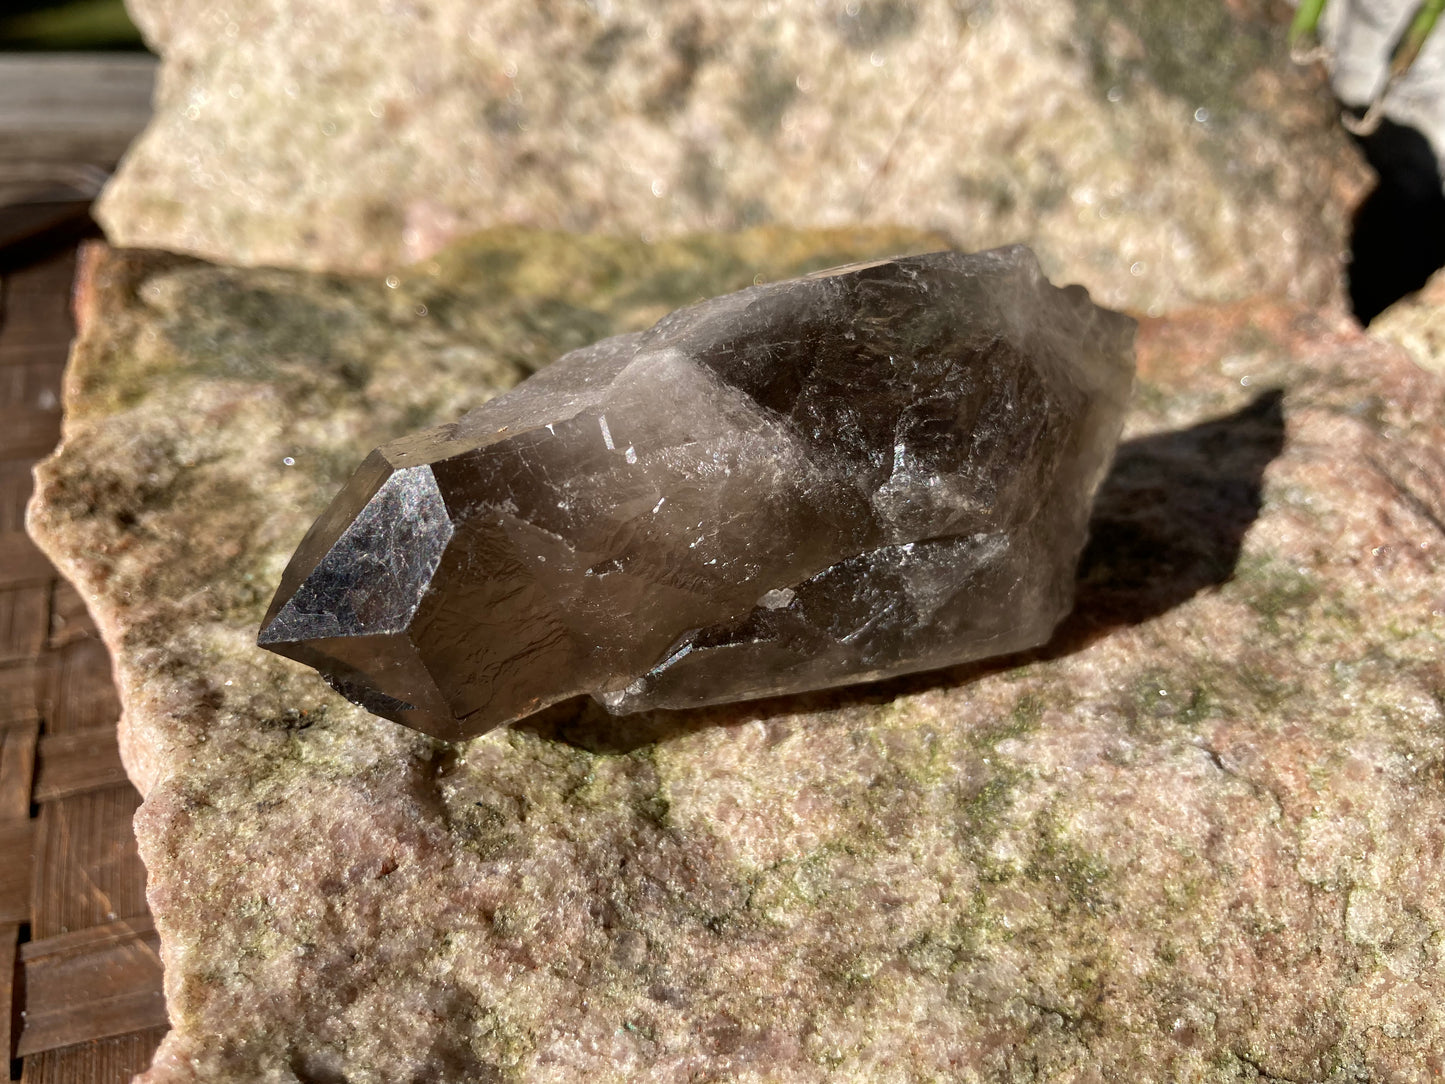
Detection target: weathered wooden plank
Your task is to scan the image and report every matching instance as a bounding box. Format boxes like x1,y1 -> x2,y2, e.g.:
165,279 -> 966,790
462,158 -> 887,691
16,916 -> 165,1056
26,656 -> 56,736
0,360 -> 62,411
0,532 -> 52,589
0,720 -> 39,821
46,580 -> 96,649
0,341 -> 69,370
0,663 -> 40,727
33,729 -> 126,803
0,724 -> 29,1062
0,920 -> 17,1066
0,408 -> 60,462
0,294 -> 72,358
30,787 -> 146,941
20,913 -> 153,959
0,247 -> 80,301
0,820 -> 33,925
0,251 -> 79,429
20,1024 -> 167,1084
0,200 -> 92,266
0,460 -> 33,535
0,55 -> 155,164
0,235 -> 167,1083
0,585 -> 49,663
51,639 -> 120,736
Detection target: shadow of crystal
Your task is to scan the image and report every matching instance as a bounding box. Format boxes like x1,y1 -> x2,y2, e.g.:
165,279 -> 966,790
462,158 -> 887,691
519,389 -> 1287,754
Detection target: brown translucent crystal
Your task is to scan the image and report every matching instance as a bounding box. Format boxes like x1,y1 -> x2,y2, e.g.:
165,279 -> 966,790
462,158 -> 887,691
257,248 -> 1136,741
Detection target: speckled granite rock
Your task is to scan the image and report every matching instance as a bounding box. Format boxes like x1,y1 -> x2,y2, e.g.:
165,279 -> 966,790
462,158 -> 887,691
30,231 -> 1445,1082
100,0 -> 1366,311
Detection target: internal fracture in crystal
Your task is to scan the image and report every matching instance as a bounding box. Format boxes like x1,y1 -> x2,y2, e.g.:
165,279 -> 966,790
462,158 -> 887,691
257,248 -> 1136,741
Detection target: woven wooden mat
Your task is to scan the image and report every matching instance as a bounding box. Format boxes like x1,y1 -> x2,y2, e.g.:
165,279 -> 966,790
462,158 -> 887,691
1,245 -> 164,1082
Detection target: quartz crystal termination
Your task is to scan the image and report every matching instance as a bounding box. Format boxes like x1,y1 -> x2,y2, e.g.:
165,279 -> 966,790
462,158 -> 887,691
257,248 -> 1136,742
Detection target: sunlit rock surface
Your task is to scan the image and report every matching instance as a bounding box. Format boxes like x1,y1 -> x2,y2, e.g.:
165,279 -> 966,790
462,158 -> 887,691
1371,266 -> 1445,374
99,0 -> 1366,311
259,248 -> 1134,741
29,232 -> 1445,1082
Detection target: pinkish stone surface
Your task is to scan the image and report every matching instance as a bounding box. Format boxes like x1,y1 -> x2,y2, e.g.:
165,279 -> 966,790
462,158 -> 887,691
29,232 -> 1445,1082
99,0 -> 1367,313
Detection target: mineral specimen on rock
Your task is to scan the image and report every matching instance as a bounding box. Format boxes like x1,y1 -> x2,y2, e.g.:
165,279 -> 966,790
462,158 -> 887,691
258,247 -> 1135,741
32,236 -> 1445,1083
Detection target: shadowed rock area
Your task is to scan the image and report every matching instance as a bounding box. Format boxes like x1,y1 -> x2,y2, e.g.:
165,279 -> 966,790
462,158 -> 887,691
29,231 -> 1445,1082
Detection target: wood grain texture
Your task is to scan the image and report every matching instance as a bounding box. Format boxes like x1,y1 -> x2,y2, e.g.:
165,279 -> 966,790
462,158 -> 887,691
0,665 -> 41,728
0,587 -> 48,664
17,917 -> 166,1056
0,294 -> 71,358
50,640 -> 121,738
46,582 -> 95,650
0,56 -> 155,165
20,1026 -> 169,1084
0,535 -> 52,591
0,461 -> 33,535
0,921 -> 15,1071
30,785 -> 145,943
0,413 -> 59,464
0,237 -> 164,1075
0,358 -> 63,412
0,821 -> 33,926
33,730 -> 127,804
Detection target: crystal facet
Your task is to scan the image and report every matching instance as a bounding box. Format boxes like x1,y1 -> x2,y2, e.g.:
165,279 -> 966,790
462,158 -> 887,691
258,248 -> 1135,741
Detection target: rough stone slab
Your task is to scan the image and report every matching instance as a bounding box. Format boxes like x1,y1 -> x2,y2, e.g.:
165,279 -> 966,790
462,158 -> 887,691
98,0 -> 1367,312
28,231 -> 1445,1082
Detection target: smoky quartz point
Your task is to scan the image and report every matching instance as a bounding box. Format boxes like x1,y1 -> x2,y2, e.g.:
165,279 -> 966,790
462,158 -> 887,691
258,248 -> 1135,742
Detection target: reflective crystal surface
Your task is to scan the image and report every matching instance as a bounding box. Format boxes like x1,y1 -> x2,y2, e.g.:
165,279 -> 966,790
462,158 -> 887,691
258,247 -> 1136,741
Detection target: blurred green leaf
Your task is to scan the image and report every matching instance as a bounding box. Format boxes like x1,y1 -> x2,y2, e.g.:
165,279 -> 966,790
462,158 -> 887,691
0,0 -> 147,52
